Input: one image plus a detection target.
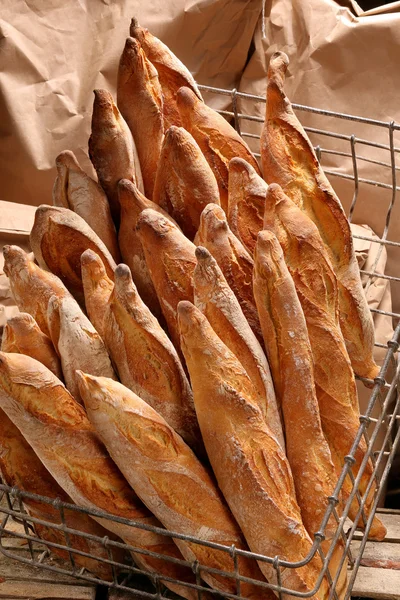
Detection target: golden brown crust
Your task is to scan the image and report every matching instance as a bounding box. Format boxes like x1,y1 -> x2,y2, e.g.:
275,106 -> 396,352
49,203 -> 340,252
103,264 -> 202,454
1,313 -> 62,380
88,89 -> 143,222
117,37 -> 164,200
2,245 -> 71,337
77,372 -> 273,599
46,294 -> 116,404
136,208 -> 197,355
53,151 -> 121,262
253,230 -> 386,543
81,249 -> 114,340
129,19 -> 203,129
178,301 -> 328,600
30,205 -> 116,304
0,352 -> 199,600
0,407 -> 122,579
153,126 -> 220,240
261,52 -> 378,380
227,157 -> 268,255
193,246 -> 284,450
117,179 -> 176,319
195,204 -> 263,344
177,87 -> 261,213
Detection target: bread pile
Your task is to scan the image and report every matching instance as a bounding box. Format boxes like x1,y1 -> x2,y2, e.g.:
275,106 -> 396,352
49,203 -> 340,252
0,22 -> 387,600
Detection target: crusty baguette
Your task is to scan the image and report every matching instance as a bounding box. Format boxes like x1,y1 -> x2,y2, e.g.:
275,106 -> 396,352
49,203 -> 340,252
53,150 -> 121,262
253,231 -> 386,543
118,179 -> 176,319
130,18 -> 203,129
261,52 -> 378,380
2,245 -> 71,337
81,249 -> 114,340
0,407 -> 122,579
88,89 -> 143,221
118,37 -> 164,200
77,372 -> 274,600
153,126 -> 220,239
1,313 -> 62,380
177,87 -> 261,213
47,294 -> 116,404
103,264 -> 202,455
136,208 -> 196,355
30,205 -> 116,305
195,203 -> 263,344
177,301 -> 328,600
193,246 -> 284,450
227,157 -> 267,255
0,351 -> 200,600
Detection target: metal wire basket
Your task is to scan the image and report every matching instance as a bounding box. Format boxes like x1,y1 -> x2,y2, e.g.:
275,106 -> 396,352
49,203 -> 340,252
1,85 -> 399,600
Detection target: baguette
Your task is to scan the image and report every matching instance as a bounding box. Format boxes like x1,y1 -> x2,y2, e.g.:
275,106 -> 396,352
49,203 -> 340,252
77,372 -> 274,600
118,179 -> 176,319
81,249 -> 114,340
2,245 -> 71,338
136,208 -> 196,355
47,294 -> 116,404
88,89 -> 143,222
117,37 -> 164,200
103,263 -> 202,455
1,313 -> 62,380
252,232 -> 349,595
129,19 -> 203,129
227,157 -> 268,255
262,186 -> 386,541
193,246 -> 284,451
53,150 -> 120,262
0,407 -> 121,579
153,126 -> 220,240
30,205 -> 116,305
177,86 -> 261,213
195,204 -> 263,344
177,301 -> 327,600
0,352 -> 200,600
261,52 -> 378,380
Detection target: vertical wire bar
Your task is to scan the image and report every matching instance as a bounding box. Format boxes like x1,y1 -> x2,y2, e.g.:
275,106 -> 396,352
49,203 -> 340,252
365,121 -> 397,294
231,88 -> 241,136
273,556 -> 283,600
230,545 -> 241,598
16,494 -> 35,561
315,145 -> 322,162
56,500 -> 76,572
346,466 -> 368,529
154,574 -> 162,600
193,560 -> 203,600
103,535 -> 118,585
348,135 -> 359,222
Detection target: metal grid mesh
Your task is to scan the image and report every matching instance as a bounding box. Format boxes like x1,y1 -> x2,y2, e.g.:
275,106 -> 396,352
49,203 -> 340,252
1,85 -> 399,600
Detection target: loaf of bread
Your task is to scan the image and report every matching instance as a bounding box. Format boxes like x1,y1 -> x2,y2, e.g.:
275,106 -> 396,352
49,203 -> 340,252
261,52 -> 378,381
193,246 -> 284,451
0,407 -> 122,579
118,179 -> 176,319
1,313 -> 62,380
227,157 -> 267,255
129,18 -> 203,130
47,294 -> 117,404
118,37 -> 164,200
153,126 -> 220,239
177,87 -> 261,214
30,205 -> 116,304
253,230 -> 386,543
77,372 -> 274,600
0,351 -> 200,600
103,263 -> 202,454
136,208 -> 197,355
88,89 -> 143,221
2,245 -> 71,338
81,249 -> 114,340
53,150 -> 121,262
195,204 -> 263,344
177,301 -> 327,600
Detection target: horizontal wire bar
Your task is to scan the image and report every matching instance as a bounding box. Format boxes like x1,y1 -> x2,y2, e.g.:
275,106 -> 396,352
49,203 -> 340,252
360,270 -> 400,283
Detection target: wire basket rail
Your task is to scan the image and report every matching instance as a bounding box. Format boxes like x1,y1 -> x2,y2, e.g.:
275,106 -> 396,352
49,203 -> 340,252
1,86 -> 400,600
